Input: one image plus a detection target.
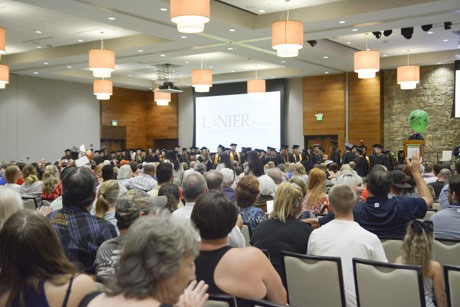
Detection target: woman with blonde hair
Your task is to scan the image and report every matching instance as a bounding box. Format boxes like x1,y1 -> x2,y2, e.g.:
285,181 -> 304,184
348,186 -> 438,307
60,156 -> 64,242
42,165 -> 62,201
251,182 -> 313,284
292,162 -> 308,184
95,180 -> 120,232
302,168 -> 329,214
396,220 -> 446,307
19,164 -> 43,203
335,171 -> 365,201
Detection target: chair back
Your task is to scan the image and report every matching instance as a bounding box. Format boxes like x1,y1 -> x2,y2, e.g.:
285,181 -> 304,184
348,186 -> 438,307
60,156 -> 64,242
241,222 -> 252,247
251,299 -> 286,307
283,251 -> 346,307
444,265 -> 460,307
423,209 -> 437,220
42,199 -> 52,207
379,237 -> 403,263
22,197 -> 38,210
433,239 -> 460,267
204,294 -> 236,307
352,258 -> 425,307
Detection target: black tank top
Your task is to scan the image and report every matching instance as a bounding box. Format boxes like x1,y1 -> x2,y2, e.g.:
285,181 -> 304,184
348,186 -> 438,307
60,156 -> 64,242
195,246 -> 252,307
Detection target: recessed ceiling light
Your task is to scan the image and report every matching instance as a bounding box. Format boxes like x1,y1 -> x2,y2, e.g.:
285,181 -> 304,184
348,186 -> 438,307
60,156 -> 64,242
67,66 -> 72,69
346,41 -> 352,45
33,72 -> 38,74
181,35 -> 187,39
36,46 -> 42,49
138,49 -> 143,53
427,31 -> 433,34
160,54 -> 166,57
78,39 -> 83,42
281,60 -> 286,63
229,28 -> 236,32
146,65 -> 151,68
35,30 -> 42,34
231,70 -> 235,72
437,62 -> 441,64
209,65 -> 213,69
443,39 -> 449,42
352,28 -> 358,32
382,54 -> 388,57
128,74 -> 132,77
160,8 -> 168,11
149,87 -> 153,90
325,71 -> 330,74
339,20 -> 345,24
44,62 -> 48,65
259,9 -> 266,13
228,47 -> 234,50
323,56 -> 328,59
185,61 -> 189,64
108,17 -> 115,20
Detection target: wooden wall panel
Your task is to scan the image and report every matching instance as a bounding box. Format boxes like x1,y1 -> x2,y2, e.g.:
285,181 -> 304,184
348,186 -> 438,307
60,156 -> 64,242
303,74 -> 346,150
348,72 -> 383,155
101,87 -> 177,150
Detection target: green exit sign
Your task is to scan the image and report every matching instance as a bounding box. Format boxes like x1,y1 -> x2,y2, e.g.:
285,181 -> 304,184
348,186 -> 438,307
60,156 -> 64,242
315,114 -> 324,121
112,120 -> 118,126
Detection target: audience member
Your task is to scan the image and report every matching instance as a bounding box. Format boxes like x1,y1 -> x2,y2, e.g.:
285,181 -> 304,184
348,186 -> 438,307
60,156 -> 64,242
292,163 -> 309,184
116,165 -> 133,186
47,167 -> 118,274
236,175 -> 266,233
431,174 -> 460,239
94,189 -> 166,282
0,210 -> 97,306
158,182 -> 182,212
302,168 -> 329,214
19,164 -> 43,204
204,170 -> 224,191
95,180 -> 120,232
0,188 -> 23,229
220,168 -> 236,202
3,165 -> 21,193
396,220 -> 447,307
149,162 -> 174,197
335,171 -> 365,201
428,168 -> 451,199
254,175 -> 276,212
83,214 -> 208,307
388,170 -> 413,198
251,182 -> 313,284
308,184 -> 387,306
42,165 -> 62,201
266,167 -> 283,185
193,192 -> 287,306
123,163 -> 158,192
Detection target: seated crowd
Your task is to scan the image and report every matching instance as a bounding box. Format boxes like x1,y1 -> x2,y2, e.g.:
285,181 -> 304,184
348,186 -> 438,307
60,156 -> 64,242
0,143 -> 459,307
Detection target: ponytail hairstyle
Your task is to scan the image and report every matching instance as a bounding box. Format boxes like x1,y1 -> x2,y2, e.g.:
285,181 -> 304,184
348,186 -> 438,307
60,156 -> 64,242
21,164 -> 39,185
401,219 -> 434,277
95,180 -> 120,218
42,165 -> 60,194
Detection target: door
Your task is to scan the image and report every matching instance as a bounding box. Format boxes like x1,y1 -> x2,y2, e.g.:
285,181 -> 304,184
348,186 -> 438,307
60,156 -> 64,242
304,135 -> 338,158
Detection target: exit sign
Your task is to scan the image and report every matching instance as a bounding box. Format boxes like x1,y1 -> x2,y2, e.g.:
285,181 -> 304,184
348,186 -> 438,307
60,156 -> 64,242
315,113 -> 324,121
112,120 -> 118,126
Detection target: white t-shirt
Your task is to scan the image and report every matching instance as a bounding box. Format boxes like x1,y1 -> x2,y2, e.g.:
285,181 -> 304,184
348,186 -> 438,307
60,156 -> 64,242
308,219 -> 387,307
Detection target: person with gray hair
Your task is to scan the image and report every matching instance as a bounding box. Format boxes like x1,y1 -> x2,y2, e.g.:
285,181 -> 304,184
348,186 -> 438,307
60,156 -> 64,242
81,214 -> 209,307
254,175 -> 276,212
220,168 -> 236,202
428,168 -> 451,199
94,189 -> 167,282
204,170 -> 224,191
193,162 -> 206,175
0,188 -> 23,230
308,184 -> 387,307
266,167 -> 283,185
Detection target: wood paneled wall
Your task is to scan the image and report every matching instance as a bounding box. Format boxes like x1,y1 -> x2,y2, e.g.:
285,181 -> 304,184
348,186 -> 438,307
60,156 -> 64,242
303,73 -> 383,154
100,87 -> 178,149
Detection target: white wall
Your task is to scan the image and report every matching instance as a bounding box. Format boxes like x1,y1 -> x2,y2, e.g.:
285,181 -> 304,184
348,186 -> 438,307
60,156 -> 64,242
0,75 -> 100,162
178,78 -> 304,149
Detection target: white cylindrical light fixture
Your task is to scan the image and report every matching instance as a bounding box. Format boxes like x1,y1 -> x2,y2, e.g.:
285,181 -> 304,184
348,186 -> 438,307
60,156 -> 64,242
93,80 -> 113,100
0,64 -> 9,89
0,28 -> 5,54
192,69 -> 212,92
247,79 -> 266,94
170,0 -> 210,33
354,50 -> 380,78
397,65 -> 420,90
154,90 -> 171,106
89,49 -> 115,78
272,20 -> 304,57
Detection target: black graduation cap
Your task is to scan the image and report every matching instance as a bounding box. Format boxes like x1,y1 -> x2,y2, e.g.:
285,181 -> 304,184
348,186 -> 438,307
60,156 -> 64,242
225,148 -> 231,151
65,148 -> 71,152
190,146 -> 198,150
312,144 -> 320,147
182,148 -> 188,151
281,145 -> 289,149
175,145 -> 181,148
292,145 -> 300,149
218,144 -> 225,150
356,147 -> 365,154
242,147 -> 252,151
330,141 -> 338,146
345,143 -> 353,150
260,149 -> 267,154
267,146 -> 276,151
255,148 -> 262,153
200,146 -> 208,151
372,144 -> 384,149
230,143 -> 238,147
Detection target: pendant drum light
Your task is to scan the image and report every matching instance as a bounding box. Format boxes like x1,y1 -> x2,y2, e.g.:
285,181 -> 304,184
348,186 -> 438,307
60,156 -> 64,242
0,64 -> 9,89
89,34 -> 115,78
247,67 -> 265,96
354,50 -> 380,79
170,0 -> 210,33
397,54 -> 419,90
154,89 -> 171,106
192,57 -> 212,92
0,27 -> 5,54
93,80 -> 113,100
272,19 -> 303,58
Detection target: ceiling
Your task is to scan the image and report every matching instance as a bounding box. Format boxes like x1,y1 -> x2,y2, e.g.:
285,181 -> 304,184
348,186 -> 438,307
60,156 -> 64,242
1,0 -> 460,90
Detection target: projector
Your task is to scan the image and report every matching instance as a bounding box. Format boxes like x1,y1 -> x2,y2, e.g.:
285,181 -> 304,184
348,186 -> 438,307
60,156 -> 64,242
153,82 -> 183,93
